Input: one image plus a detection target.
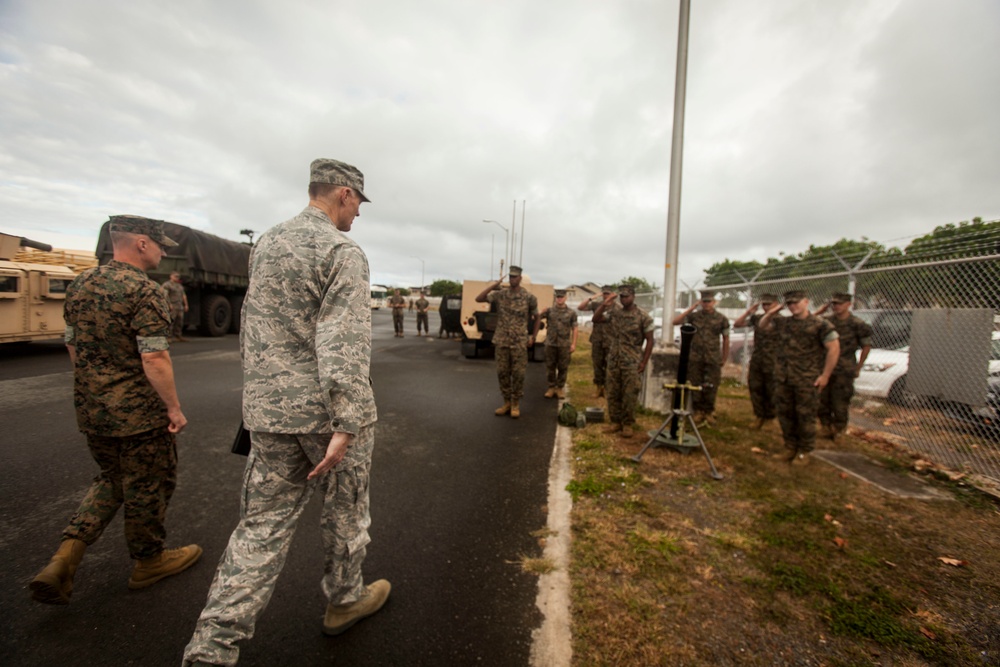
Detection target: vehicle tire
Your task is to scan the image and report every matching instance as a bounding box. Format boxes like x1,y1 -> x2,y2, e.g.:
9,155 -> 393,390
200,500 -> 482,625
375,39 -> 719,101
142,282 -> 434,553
887,375 -> 913,406
228,294 -> 245,334
462,338 -> 478,359
200,294 -> 232,337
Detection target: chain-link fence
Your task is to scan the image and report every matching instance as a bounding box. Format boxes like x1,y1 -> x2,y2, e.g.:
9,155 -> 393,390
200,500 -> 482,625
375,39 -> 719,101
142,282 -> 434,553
697,235 -> 1000,485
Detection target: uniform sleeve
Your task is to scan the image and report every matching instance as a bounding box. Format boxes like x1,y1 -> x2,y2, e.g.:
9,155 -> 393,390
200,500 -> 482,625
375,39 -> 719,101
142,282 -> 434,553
134,282 -> 172,353
486,291 -> 499,305
642,312 -> 655,334
720,315 -> 731,337
316,244 -> 374,435
857,318 -> 874,347
821,320 -> 839,345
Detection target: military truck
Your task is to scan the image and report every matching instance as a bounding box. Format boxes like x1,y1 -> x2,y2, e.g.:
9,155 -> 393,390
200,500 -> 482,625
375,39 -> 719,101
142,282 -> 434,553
95,218 -> 251,336
0,232 -> 97,344
459,278 -> 554,360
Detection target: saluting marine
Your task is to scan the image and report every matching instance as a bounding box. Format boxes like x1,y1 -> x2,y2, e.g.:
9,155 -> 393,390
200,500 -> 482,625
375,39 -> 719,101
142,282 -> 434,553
535,288 -> 578,399
733,293 -> 780,429
673,290 -> 730,426
578,285 -> 618,397
814,292 -> 872,441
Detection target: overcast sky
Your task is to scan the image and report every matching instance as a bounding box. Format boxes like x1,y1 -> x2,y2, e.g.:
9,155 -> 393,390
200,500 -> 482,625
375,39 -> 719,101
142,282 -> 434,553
2,0 -> 998,290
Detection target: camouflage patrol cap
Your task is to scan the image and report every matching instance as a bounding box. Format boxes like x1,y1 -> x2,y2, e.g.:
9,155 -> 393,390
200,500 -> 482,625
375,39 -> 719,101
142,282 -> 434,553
760,293 -> 778,304
700,290 -> 717,301
554,289 -> 567,297
601,285 -> 615,294
618,283 -> 635,296
783,289 -> 807,302
310,158 -> 371,203
109,215 -> 178,247
830,291 -> 852,304
509,266 -> 523,276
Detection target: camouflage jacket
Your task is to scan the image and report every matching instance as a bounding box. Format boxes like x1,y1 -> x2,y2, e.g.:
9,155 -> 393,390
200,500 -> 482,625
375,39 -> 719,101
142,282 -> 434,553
415,297 -> 429,313
161,280 -> 186,309
683,309 -> 730,362
748,312 -> 779,366
241,206 -> 377,454
487,286 -> 538,347
582,299 -> 618,344
64,261 -> 172,436
605,306 -> 655,367
540,304 -> 578,347
389,295 -> 406,311
772,314 -> 839,385
825,313 -> 873,374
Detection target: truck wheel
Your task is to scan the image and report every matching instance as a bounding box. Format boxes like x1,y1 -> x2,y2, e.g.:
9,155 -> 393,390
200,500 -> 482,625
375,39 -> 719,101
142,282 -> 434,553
200,294 -> 232,337
228,294 -> 245,334
530,344 -> 544,362
462,338 -> 478,359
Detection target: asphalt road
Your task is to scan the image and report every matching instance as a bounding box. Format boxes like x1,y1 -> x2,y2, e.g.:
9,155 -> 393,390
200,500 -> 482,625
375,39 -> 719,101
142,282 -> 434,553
0,309 -> 560,667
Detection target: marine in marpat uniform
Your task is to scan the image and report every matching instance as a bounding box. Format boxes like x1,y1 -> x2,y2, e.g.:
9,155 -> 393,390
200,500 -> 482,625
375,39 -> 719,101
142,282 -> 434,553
535,288 -> 578,399
578,285 -> 617,397
30,215 -> 201,606
593,284 -> 655,438
475,266 -> 539,419
759,290 -> 840,465
733,293 -> 780,429
414,291 -> 430,336
389,288 -> 406,337
673,290 -> 730,426
814,292 -> 873,441
183,158 -> 388,666
161,271 -> 189,341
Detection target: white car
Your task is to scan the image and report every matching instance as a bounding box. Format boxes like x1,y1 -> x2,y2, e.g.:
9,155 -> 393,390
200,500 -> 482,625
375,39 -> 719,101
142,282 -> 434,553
855,332 -> 1000,404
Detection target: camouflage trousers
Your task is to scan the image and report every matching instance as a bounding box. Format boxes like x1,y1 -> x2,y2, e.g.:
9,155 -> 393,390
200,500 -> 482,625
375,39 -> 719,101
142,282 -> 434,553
819,370 -> 855,431
591,335 -> 611,386
169,307 -> 185,339
776,381 -> 820,453
63,427 -> 177,560
545,345 -> 572,389
496,345 -> 528,401
606,359 -> 641,426
392,310 -> 404,334
416,312 -> 429,334
183,427 -> 374,667
688,357 -> 722,415
747,357 -> 778,420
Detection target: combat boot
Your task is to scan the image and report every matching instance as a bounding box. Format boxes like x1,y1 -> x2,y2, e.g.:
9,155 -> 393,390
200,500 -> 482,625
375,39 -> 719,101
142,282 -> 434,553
494,401 -> 511,416
751,418 -> 766,430
603,423 -> 623,434
544,388 -> 556,399
29,538 -> 87,605
621,425 -> 634,439
556,388 -> 565,399
510,401 -> 521,419
128,544 -> 203,590
323,579 -> 391,636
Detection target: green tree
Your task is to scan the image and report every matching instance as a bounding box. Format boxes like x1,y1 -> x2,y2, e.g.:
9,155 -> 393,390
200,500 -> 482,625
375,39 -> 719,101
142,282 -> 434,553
428,279 -> 462,296
618,276 -> 659,294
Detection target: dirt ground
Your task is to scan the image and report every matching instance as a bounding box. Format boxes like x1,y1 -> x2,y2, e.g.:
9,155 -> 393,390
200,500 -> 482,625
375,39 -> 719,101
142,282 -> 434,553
564,342 -> 1000,667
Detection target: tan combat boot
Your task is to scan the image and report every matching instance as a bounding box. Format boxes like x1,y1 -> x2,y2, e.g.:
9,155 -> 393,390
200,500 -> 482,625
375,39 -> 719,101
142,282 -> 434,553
29,538 -> 87,605
510,401 -> 521,419
323,579 -> 391,636
544,388 -> 556,399
128,544 -> 203,590
494,401 -> 511,416
556,388 -> 565,399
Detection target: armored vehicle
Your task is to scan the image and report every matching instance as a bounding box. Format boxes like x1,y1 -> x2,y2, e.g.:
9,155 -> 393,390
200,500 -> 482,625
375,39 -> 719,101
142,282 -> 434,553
95,218 -> 250,336
459,278 -> 554,360
0,233 -> 97,344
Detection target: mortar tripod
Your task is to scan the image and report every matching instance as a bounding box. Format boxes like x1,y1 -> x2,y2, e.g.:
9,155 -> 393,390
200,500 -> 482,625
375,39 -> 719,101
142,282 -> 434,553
632,380 -> 724,480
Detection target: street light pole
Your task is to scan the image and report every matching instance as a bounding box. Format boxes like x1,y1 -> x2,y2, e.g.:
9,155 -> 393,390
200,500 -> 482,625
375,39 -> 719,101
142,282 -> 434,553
410,256 -> 425,291
482,219 -> 509,276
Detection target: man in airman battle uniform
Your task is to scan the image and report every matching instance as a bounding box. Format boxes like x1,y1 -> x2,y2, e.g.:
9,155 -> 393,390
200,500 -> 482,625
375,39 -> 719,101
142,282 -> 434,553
578,285 -> 617,397
759,290 -> 840,464
593,284 -> 655,438
183,158 -> 388,665
30,215 -> 201,606
535,288 -> 578,399
389,288 -> 406,337
733,293 -> 780,429
673,290 -> 730,425
161,271 -> 189,342
414,291 -> 430,336
814,292 -> 873,440
476,266 -> 538,419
